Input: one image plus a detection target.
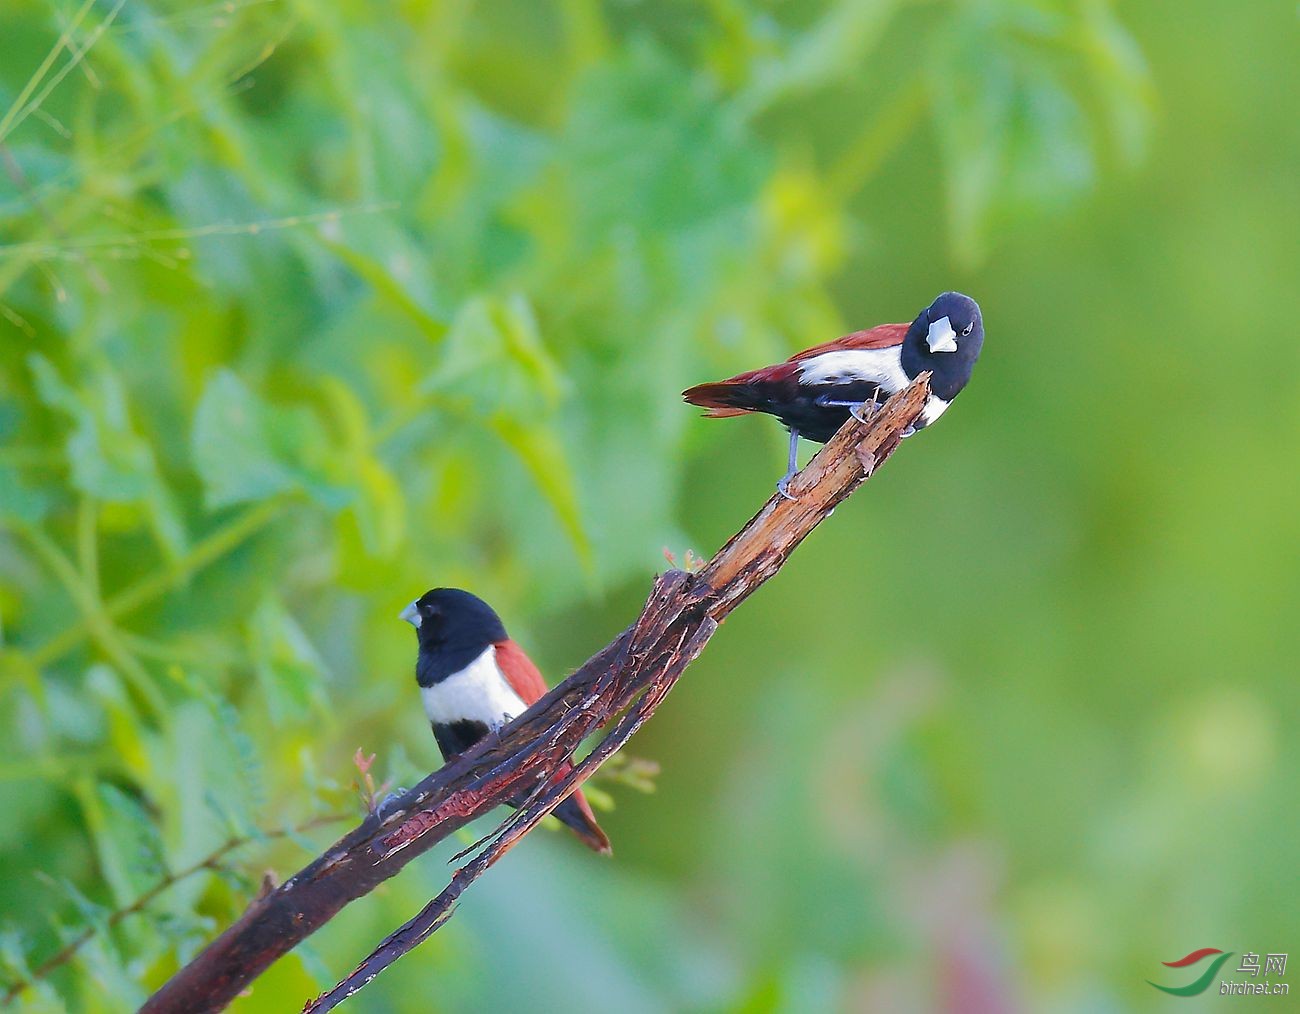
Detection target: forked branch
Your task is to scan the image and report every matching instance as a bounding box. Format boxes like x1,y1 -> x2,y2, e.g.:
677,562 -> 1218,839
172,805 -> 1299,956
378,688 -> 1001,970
139,375 -> 932,1014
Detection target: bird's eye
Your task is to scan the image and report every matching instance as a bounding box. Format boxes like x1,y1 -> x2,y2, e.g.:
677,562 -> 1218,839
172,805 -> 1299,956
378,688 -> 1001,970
960,323 -> 973,337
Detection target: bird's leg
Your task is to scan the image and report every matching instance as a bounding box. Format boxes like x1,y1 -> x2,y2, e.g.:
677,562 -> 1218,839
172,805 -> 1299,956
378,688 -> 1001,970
815,389 -> 881,424
776,430 -> 800,500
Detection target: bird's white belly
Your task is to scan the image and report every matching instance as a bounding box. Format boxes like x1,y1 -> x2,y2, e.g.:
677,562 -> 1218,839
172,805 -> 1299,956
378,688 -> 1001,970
420,646 -> 527,729
796,347 -> 909,390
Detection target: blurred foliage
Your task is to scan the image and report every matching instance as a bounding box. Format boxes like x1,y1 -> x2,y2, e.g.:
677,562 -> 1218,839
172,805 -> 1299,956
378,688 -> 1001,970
0,0 -> 1296,1011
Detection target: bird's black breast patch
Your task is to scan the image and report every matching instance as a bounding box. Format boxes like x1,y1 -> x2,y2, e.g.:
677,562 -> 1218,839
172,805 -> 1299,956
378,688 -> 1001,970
432,719 -> 490,761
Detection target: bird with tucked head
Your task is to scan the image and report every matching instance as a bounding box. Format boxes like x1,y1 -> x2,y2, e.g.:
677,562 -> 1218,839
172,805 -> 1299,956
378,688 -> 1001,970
399,587 -> 610,854
683,291 -> 984,496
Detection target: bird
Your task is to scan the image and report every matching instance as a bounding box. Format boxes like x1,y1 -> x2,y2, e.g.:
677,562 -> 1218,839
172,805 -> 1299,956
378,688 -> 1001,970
399,587 -> 611,854
683,291 -> 984,496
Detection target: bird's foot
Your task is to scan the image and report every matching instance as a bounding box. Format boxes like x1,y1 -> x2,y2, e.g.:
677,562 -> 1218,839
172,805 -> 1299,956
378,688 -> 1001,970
482,725 -> 506,750
850,391 -> 882,425
776,474 -> 798,501
900,425 -> 916,438
373,787 -> 410,818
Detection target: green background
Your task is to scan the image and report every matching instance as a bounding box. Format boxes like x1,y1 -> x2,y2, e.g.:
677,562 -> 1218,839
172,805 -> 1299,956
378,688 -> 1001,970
1,0 -> 1295,1010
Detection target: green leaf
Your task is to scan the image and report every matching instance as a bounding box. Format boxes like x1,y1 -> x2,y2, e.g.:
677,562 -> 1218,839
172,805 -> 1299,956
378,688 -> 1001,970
191,371 -> 300,509
1076,1 -> 1155,166
492,293 -> 565,406
417,296 -> 585,570
26,355 -> 80,417
345,457 -> 407,560
930,7 -> 1097,265
488,414 -> 592,572
247,594 -> 330,725
144,483 -> 190,566
68,925 -> 147,1011
26,356 -> 188,559
421,294 -> 565,411
95,783 -> 167,899
31,360 -> 123,489
191,370 -> 345,511
558,41 -> 767,236
0,926 -> 33,980
30,356 -> 154,502
47,874 -> 108,932
317,230 -> 448,344
305,376 -> 407,559
211,698 -> 266,817
0,465 -> 49,525
735,0 -> 900,116
74,781 -> 161,907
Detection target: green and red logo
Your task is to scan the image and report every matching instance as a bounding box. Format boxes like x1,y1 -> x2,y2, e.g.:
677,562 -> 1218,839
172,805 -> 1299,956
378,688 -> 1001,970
1148,948 -> 1234,997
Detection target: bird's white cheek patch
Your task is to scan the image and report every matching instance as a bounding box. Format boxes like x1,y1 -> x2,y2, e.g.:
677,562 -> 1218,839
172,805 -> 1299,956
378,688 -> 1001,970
921,395 -> 951,426
420,646 -> 527,729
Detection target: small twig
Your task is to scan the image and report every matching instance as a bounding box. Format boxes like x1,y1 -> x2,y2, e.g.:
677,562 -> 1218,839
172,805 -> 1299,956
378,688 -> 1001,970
351,750 -> 393,814
0,814 -> 348,1005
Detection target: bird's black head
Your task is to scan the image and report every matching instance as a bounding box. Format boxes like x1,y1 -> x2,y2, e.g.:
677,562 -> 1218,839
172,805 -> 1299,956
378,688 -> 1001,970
901,291 -> 985,400
400,587 -> 507,659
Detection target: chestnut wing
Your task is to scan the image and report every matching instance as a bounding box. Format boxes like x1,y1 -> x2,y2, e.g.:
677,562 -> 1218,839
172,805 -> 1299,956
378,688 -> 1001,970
788,322 -> 908,362
494,639 -> 550,707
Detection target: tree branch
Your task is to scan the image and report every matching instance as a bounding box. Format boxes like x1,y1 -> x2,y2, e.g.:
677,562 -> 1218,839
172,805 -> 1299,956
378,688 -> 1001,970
140,375 -> 931,1014
0,814 -> 348,1006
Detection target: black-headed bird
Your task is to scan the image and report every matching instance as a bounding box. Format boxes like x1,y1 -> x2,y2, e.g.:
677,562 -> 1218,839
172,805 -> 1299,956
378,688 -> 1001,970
400,587 -> 610,854
683,291 -> 984,495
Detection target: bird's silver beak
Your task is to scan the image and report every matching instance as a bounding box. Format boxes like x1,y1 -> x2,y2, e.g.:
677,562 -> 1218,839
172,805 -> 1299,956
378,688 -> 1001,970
926,315 -> 958,353
399,601 -> 421,628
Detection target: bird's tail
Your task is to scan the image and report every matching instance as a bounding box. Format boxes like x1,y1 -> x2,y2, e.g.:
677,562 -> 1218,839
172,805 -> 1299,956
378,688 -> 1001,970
681,379 -> 759,417
552,791 -> 612,855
